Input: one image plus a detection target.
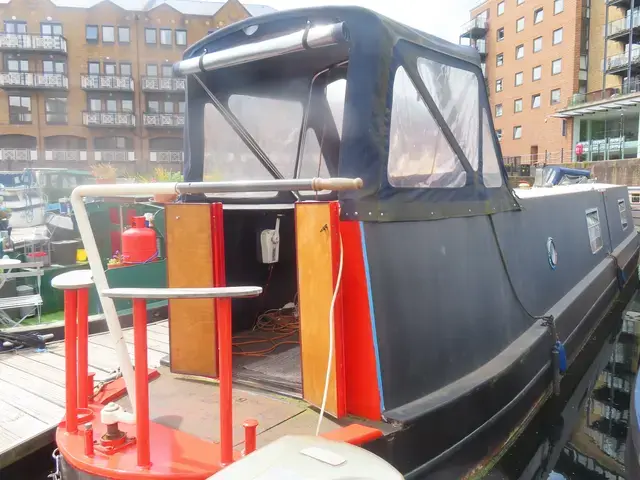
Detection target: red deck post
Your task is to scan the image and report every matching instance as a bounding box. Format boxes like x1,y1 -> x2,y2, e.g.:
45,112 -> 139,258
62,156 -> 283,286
133,298 -> 151,468
242,419 -> 258,456
77,288 -> 90,409
64,289 -> 78,433
211,202 -> 233,466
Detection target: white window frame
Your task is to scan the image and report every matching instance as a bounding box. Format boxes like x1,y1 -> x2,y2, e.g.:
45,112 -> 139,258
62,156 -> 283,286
513,126 -> 522,139
552,58 -> 562,75
586,208 -> 603,254
496,104 -> 503,117
533,36 -> 542,53
515,71 -> 523,86
534,8 -> 544,24
553,28 -> 563,45
516,17 -> 525,32
618,199 -> 629,230
514,98 -> 523,113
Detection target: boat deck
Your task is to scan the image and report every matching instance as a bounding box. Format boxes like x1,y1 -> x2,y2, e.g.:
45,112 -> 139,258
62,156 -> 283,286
0,319 -> 343,469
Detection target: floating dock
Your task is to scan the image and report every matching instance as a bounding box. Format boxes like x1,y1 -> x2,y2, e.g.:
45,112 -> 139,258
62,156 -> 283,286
0,320 -> 169,469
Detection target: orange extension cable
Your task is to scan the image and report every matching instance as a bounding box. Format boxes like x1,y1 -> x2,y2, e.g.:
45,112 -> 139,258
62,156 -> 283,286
231,307 -> 300,357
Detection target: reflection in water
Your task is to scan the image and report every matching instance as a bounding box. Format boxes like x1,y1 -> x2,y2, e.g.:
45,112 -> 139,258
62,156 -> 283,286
488,294 -> 640,480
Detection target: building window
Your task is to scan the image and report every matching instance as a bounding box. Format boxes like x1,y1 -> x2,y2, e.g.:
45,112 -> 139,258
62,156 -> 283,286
102,26 -> 115,43
120,63 -> 132,76
496,104 -> 503,117
586,208 -> 603,254
498,1 -> 505,15
516,44 -> 524,59
514,98 -> 523,112
146,64 -> 158,77
552,58 -> 562,75
551,88 -> 561,104
516,17 -> 525,32
496,129 -> 503,141
176,29 -> 187,46
86,25 -> 98,43
497,28 -> 504,42
145,28 -> 157,44
161,64 -> 173,77
148,100 -> 160,113
553,28 -> 563,45
496,53 -> 504,66
45,97 -> 67,124
532,93 -> 541,108
160,28 -> 172,46
554,0 -> 564,14
106,99 -> 117,112
122,99 -> 133,112
513,126 -> 522,139
5,21 -> 27,34
496,78 -> 503,92
532,65 -> 542,80
43,60 -> 65,73
164,101 -> 175,113
7,58 -> 28,72
178,101 -> 186,113
104,63 -> 116,75
89,98 -> 101,111
517,0 -> 524,3
118,26 -> 130,43
515,71 -> 523,86
619,199 -> 629,230
533,36 -> 542,52
41,23 -> 62,36
88,61 -> 100,75
9,95 -> 31,124
534,8 -> 543,24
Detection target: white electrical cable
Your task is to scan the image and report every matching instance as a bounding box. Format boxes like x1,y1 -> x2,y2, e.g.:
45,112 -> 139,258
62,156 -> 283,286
315,232 -> 344,436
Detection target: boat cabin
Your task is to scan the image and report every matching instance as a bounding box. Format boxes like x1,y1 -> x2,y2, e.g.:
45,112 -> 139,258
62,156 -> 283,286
55,6 -> 640,479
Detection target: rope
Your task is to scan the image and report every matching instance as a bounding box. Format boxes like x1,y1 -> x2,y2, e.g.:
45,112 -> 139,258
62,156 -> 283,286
231,309 -> 299,357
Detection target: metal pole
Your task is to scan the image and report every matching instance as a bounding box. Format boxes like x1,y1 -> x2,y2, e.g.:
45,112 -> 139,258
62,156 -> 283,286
64,289 -> 78,433
603,1 -> 610,94
133,298 -> 150,468
175,177 -> 363,194
628,0 -> 635,89
77,288 -> 89,409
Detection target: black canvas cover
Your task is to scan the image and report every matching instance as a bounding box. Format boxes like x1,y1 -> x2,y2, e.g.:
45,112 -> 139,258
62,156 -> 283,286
180,6 -> 520,221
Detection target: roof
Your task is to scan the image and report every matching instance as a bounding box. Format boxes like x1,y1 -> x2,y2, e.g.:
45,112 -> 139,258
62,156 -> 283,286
1,0 -> 276,17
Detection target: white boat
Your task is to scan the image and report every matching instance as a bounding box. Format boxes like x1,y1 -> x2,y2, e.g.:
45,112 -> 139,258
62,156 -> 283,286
0,171 -> 47,229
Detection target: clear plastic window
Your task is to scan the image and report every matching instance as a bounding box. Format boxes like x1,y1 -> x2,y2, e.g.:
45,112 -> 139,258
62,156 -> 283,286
482,110 -> 503,188
586,208 -> 603,253
417,57 -> 479,171
387,66 -> 466,189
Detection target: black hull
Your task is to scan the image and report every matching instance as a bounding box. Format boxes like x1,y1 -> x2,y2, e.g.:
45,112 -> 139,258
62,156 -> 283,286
365,259 -> 639,479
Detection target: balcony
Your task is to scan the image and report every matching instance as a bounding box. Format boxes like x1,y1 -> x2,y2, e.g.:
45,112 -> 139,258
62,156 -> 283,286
141,76 -> 185,92
0,148 -> 37,163
608,0 -> 631,9
94,150 -> 135,163
150,151 -> 184,163
45,150 -> 88,162
460,15 -> 489,39
607,9 -> 640,41
605,47 -> 640,75
143,113 -> 185,128
0,33 -> 67,54
81,75 -> 134,92
83,111 -> 136,128
0,72 -> 68,91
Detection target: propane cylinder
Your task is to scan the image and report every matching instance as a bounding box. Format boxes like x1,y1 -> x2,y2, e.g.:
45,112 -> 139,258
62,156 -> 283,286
121,216 -> 157,264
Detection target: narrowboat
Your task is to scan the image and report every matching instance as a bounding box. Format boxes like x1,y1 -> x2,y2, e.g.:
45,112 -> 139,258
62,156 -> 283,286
54,7 -> 640,479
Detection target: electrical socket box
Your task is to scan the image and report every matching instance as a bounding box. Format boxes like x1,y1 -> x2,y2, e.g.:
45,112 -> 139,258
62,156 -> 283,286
259,216 -> 281,264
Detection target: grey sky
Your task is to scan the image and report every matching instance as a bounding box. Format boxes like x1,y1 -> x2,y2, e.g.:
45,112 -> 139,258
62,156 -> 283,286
261,0 -> 477,43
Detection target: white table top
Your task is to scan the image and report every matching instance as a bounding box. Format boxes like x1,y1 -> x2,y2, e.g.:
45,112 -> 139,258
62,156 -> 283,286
51,269 -> 94,290
102,286 -> 263,300
0,258 -> 21,268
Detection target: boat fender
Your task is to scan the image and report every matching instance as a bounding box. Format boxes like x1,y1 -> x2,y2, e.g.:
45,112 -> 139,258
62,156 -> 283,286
542,315 -> 566,396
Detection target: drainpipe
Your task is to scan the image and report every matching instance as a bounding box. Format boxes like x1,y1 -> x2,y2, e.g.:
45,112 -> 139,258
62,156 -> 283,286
628,0 -> 635,91
603,0 -> 610,95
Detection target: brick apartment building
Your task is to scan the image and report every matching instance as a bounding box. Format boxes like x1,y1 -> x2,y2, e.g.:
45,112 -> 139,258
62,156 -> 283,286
0,0 -> 275,173
461,0 -> 640,166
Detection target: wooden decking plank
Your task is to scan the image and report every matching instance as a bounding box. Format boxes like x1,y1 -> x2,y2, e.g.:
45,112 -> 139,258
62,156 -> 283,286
0,378 -> 64,424
0,400 -> 48,454
17,348 -> 109,375
121,330 -> 170,354
0,363 -> 66,406
47,342 -> 117,373
85,338 -> 165,369
1,354 -> 66,387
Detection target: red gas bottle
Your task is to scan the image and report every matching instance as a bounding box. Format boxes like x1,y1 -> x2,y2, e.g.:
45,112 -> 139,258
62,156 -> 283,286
121,216 -> 157,264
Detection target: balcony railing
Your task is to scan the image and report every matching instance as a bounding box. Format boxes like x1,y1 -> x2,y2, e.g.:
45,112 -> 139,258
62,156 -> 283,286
141,76 -> 185,92
474,40 -> 487,55
606,47 -> 640,74
45,150 -> 88,162
607,8 -> 640,39
0,72 -> 68,90
83,111 -> 136,128
150,151 -> 184,163
460,15 -> 489,38
143,113 -> 185,128
94,150 -> 135,163
0,33 -> 67,54
0,148 -> 37,162
81,75 -> 134,91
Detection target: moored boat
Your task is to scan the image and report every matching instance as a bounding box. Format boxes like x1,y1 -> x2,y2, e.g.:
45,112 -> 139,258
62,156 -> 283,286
54,7 -> 640,479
